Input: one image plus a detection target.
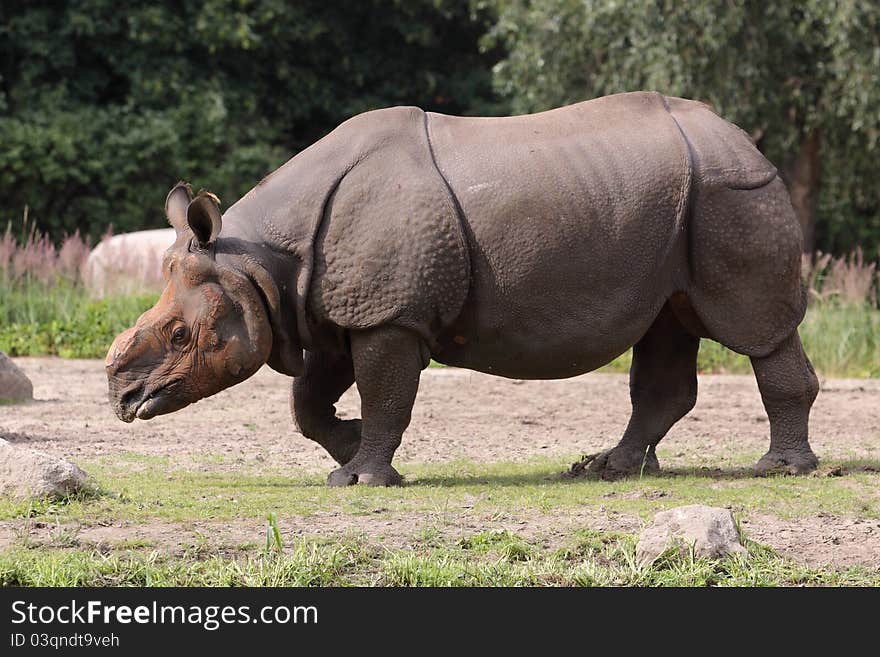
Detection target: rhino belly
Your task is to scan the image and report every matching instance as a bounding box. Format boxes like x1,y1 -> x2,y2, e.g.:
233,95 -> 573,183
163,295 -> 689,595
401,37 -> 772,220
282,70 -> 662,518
426,93 -> 690,379
431,237 -> 667,379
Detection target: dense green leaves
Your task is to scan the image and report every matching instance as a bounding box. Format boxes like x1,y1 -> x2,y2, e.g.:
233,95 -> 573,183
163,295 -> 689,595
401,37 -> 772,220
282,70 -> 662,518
485,0 -> 880,255
0,0 -> 501,237
2,1 -> 878,254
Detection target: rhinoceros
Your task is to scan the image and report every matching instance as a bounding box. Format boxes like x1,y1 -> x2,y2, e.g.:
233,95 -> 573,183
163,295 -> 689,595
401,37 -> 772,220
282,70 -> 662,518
106,91 -> 819,485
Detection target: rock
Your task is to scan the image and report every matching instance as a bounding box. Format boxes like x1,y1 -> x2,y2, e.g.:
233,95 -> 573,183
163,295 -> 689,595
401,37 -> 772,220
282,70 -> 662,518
0,439 -> 91,500
636,504 -> 747,565
0,352 -> 33,402
84,228 -> 175,297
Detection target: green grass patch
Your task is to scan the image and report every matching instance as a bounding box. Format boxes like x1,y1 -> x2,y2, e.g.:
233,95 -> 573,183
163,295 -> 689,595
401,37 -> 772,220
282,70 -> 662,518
0,540 -> 373,587
3,456 -> 878,587
0,285 -> 158,358
599,302 -> 879,378
2,456 -> 877,525
2,529 -> 877,587
1,270 -> 878,377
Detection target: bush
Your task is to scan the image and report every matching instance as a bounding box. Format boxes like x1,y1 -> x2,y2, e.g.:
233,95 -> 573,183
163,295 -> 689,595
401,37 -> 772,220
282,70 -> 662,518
0,226 -> 158,358
0,294 -> 158,359
0,1 -> 502,238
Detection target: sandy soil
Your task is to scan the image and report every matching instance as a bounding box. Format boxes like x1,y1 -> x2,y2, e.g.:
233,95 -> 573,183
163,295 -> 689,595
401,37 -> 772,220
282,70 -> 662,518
2,357 -> 879,568
5,357 -> 879,468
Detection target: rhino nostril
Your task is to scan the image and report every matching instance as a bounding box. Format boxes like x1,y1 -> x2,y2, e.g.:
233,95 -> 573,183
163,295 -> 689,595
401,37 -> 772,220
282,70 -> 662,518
118,385 -> 145,410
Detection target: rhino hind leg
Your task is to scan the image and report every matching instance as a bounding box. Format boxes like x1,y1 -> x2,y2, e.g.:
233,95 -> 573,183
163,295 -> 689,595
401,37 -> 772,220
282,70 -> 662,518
326,325 -> 424,487
686,177 -> 818,474
688,177 -> 806,358
587,304 -> 700,480
750,332 -> 819,475
291,351 -> 361,466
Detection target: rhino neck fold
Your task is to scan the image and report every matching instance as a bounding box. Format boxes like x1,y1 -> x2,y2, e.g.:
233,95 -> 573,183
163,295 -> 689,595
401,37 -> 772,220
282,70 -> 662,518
216,242 -> 305,377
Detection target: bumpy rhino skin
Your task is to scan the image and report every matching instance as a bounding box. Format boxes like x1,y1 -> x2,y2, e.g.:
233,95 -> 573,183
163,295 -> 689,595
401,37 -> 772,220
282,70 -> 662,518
107,91 -> 819,486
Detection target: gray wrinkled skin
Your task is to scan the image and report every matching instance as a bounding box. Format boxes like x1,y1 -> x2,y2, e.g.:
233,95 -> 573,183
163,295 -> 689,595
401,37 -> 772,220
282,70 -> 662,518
107,91 -> 820,486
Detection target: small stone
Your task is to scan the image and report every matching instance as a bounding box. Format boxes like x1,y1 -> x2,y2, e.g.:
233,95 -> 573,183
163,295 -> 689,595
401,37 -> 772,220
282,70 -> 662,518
0,439 -> 91,500
636,504 -> 747,566
0,352 -> 33,402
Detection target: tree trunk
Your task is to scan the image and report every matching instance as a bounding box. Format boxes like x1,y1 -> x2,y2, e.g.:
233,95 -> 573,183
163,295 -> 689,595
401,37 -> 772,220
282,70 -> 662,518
782,129 -> 821,253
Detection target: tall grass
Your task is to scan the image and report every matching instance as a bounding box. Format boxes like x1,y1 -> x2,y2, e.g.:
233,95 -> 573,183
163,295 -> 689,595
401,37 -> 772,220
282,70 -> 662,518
690,303 -> 880,378
695,251 -> 879,377
0,224 -> 878,375
604,250 -> 880,378
0,225 -> 158,358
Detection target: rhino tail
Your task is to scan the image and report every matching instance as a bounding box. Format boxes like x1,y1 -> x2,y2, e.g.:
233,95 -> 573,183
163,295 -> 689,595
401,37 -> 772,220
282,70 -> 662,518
664,96 -> 778,192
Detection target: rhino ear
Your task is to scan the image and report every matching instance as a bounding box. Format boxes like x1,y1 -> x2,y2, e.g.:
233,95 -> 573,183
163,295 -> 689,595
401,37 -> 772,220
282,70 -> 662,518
187,191 -> 223,248
165,181 -> 193,235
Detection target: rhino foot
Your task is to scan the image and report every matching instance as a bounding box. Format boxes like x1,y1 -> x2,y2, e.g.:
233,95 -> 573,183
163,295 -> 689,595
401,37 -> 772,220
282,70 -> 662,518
574,445 -> 661,481
326,420 -> 362,466
754,449 -> 818,476
327,460 -> 403,487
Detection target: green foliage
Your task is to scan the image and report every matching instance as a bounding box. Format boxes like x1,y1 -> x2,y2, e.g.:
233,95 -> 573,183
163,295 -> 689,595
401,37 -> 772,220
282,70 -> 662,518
793,302 -> 880,378
485,0 -> 880,255
600,302 -> 880,378
0,287 -> 157,358
1,274 -> 877,374
3,455 -> 878,586
265,511 -> 283,554
0,0 -> 503,237
0,542 -> 367,587
2,530 -> 878,587
4,1 -> 877,254
5,454 -> 877,525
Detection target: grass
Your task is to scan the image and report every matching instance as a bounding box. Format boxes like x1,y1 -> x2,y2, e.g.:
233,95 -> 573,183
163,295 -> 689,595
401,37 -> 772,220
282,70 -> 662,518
2,528 -> 877,587
1,224 -> 879,374
598,302 -> 880,377
0,541 -> 368,587
2,225 -> 879,374
1,455 -> 878,586
0,286 -> 158,358
2,455 -> 878,524
0,225 -> 161,357
8,293 -> 870,370
0,233 -> 877,586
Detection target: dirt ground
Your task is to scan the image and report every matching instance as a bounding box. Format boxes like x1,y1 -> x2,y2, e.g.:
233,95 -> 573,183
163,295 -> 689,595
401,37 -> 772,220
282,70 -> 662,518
2,357 -> 880,568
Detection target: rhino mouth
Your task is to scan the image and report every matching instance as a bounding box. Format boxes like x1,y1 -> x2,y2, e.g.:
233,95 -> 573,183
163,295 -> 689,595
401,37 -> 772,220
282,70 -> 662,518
116,379 -> 185,422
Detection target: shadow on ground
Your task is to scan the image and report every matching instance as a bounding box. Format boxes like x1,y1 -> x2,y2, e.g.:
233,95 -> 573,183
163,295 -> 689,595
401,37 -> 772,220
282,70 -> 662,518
408,459 -> 880,487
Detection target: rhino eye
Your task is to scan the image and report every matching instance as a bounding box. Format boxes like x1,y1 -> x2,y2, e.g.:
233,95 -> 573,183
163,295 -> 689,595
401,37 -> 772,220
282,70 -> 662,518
171,326 -> 188,345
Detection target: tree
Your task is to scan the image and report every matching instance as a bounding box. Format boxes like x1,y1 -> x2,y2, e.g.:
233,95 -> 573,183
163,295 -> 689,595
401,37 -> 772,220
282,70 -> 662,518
0,0 -> 503,238
485,0 -> 880,254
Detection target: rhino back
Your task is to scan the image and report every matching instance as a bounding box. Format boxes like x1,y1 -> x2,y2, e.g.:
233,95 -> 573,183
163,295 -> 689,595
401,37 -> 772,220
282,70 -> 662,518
425,92 -> 692,374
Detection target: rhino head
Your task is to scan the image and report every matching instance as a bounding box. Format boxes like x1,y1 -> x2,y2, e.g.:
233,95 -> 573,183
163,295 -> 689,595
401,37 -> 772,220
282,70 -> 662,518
106,182 -> 289,422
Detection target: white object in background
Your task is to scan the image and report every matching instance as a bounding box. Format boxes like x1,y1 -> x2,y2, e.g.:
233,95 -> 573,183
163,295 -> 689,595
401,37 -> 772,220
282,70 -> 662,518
84,228 -> 176,297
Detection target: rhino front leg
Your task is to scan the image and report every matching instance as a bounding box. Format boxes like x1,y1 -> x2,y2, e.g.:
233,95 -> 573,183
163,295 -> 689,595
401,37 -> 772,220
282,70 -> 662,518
291,351 -> 361,466
327,326 -> 423,487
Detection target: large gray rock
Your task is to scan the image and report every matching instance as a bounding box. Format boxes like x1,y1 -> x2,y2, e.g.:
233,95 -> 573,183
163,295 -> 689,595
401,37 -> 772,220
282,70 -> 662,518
0,439 -> 91,500
0,352 -> 33,402
637,505 -> 747,565
84,228 -> 175,297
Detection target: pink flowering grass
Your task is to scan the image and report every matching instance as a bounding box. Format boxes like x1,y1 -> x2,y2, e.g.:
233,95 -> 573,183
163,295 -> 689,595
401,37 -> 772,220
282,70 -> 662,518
0,223 -> 158,356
